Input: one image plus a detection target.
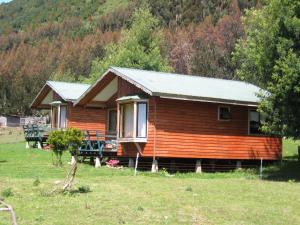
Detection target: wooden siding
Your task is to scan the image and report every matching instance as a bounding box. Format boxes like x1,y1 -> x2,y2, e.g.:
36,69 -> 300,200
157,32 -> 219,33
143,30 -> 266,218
117,92 -> 282,160
67,103 -> 107,132
153,98 -> 281,160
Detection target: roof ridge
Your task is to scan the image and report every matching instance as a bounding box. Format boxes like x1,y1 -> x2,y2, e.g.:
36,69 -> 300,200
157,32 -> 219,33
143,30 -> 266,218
47,80 -> 90,86
111,67 -> 258,87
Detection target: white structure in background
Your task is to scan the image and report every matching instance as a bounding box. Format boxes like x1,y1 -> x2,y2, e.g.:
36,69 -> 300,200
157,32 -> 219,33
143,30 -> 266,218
0,116 -> 7,127
20,116 -> 48,126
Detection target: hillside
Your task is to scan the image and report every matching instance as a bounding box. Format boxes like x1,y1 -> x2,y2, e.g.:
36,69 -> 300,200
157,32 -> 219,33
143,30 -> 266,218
0,0 -> 129,35
0,0 -> 259,115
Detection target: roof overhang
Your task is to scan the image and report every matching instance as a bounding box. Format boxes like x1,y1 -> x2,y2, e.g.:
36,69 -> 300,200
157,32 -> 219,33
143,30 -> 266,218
74,68 -> 153,106
74,67 -> 260,107
30,82 -> 73,109
158,94 -> 259,107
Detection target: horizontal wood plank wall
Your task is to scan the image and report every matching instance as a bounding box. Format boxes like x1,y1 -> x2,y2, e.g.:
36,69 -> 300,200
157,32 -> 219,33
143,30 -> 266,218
154,98 -> 281,160
67,104 -> 107,135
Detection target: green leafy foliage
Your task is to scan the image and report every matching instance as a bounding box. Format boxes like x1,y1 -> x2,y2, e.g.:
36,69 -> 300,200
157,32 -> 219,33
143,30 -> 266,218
47,128 -> 83,165
87,7 -> 173,82
47,130 -> 67,166
65,128 -> 84,154
233,0 -> 300,138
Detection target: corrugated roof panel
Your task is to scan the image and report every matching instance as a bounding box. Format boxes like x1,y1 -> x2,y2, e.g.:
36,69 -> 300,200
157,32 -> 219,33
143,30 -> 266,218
47,81 -> 90,101
110,67 -> 262,104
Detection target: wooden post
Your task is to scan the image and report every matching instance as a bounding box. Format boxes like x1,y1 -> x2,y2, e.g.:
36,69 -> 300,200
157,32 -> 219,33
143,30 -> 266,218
134,152 -> 139,176
195,160 -> 202,173
151,159 -> 158,173
128,158 -> 134,168
170,159 -> 176,172
0,200 -> 17,225
95,157 -> 101,168
236,161 -> 242,169
260,158 -> 263,179
71,155 -> 76,165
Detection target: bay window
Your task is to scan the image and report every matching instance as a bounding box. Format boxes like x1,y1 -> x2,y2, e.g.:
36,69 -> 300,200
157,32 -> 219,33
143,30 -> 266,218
119,100 -> 148,142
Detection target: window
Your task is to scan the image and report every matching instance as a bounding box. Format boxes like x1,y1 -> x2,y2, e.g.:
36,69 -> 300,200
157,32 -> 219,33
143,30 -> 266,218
119,101 -> 148,141
137,103 -> 147,138
60,105 -> 67,128
108,109 -> 117,133
51,105 -> 67,129
218,106 -> 231,120
121,104 -> 134,138
249,110 -> 265,134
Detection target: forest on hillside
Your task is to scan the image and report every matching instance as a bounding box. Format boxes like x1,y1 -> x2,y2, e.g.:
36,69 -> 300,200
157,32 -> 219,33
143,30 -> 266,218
0,0 -> 260,115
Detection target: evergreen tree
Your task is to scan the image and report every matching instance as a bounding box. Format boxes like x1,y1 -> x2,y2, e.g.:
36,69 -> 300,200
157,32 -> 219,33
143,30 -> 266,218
87,8 -> 172,82
233,0 -> 300,138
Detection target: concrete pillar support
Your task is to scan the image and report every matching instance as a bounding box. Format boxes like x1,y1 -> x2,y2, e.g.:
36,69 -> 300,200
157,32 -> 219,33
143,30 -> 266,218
195,160 -> 202,173
236,161 -> 242,169
26,142 -> 30,149
128,158 -> 134,168
151,159 -> 158,173
95,157 -> 101,168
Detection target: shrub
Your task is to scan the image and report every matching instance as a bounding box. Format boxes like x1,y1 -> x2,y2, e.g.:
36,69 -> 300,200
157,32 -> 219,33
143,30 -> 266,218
47,128 -> 83,166
65,128 -> 84,155
1,188 -> 13,197
47,130 -> 67,166
78,185 -> 91,193
33,178 -> 40,186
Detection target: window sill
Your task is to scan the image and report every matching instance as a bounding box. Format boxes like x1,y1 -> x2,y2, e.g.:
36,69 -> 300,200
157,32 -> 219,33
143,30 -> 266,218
118,137 -> 147,143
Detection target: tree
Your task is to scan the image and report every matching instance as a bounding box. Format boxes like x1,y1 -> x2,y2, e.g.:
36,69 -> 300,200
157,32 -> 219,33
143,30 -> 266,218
87,7 -> 172,82
233,0 -> 300,138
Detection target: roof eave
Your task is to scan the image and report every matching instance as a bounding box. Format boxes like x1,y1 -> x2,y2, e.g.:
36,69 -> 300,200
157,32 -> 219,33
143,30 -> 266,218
74,67 -> 153,106
155,93 -> 259,107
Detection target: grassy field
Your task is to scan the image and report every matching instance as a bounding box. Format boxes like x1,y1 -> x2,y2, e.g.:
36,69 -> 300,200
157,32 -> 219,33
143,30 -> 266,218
0,127 -> 24,144
0,141 -> 300,225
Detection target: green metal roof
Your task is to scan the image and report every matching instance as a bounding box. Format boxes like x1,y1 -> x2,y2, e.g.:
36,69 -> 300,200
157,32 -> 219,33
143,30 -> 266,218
46,81 -> 90,101
109,67 -> 262,106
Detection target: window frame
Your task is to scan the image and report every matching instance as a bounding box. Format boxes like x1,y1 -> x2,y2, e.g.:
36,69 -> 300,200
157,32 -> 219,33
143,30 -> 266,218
218,106 -> 231,121
248,109 -> 264,135
118,99 -> 148,143
107,108 -> 117,134
51,103 -> 68,129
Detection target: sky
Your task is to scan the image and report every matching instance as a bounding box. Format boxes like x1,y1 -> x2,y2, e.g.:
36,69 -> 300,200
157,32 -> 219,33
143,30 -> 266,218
0,0 -> 12,4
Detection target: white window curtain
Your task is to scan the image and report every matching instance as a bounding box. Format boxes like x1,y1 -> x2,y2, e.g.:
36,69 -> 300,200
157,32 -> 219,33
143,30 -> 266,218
137,103 -> 147,137
60,106 -> 67,128
123,104 -> 134,137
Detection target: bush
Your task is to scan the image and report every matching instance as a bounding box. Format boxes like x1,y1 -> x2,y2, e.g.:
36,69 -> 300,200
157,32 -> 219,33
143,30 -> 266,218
47,128 -> 83,166
1,188 -> 13,198
33,178 -> 40,186
78,185 -> 91,193
47,130 -> 67,166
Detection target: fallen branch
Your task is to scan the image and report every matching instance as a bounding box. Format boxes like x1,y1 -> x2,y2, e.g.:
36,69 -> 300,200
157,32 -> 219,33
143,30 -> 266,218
0,200 -> 17,225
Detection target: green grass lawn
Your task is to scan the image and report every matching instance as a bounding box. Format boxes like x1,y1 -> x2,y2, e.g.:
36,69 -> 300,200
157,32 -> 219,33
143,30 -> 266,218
0,142 -> 300,225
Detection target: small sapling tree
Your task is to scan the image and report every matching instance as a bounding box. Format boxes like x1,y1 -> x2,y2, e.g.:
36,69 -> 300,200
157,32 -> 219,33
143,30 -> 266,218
47,130 -> 67,166
63,128 -> 83,191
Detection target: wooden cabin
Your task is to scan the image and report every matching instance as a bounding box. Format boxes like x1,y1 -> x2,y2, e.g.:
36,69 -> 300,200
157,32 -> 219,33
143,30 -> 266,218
74,67 -> 282,170
30,81 -> 107,131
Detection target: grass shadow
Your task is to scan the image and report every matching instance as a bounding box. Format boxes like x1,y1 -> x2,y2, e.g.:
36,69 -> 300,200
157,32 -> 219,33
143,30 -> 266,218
0,160 -> 7,163
263,159 -> 300,182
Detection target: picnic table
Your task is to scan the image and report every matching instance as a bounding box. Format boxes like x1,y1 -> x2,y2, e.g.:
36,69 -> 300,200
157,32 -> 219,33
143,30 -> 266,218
78,130 -> 117,159
23,124 -> 50,148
